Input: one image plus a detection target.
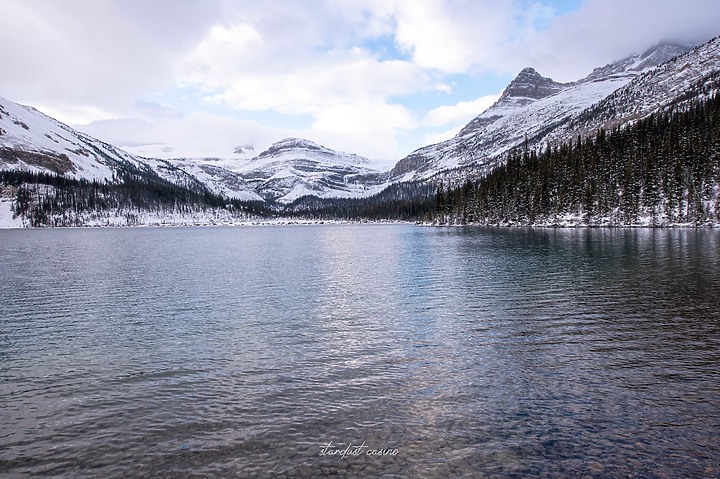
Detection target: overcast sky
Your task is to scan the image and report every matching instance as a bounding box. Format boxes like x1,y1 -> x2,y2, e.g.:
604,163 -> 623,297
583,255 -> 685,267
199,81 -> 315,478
1,0 -> 719,165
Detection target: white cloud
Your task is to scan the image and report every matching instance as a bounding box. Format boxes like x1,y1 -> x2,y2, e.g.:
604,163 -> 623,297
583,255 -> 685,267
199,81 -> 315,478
33,104 -> 118,127
180,23 -> 265,90
311,101 -> 418,159
78,112 -> 289,160
390,0 -> 514,72
0,0 -> 222,117
502,0 -> 720,81
423,93 -> 500,127
423,125 -> 467,147
181,43 -> 430,115
175,17 -> 433,158
78,101 -> 416,162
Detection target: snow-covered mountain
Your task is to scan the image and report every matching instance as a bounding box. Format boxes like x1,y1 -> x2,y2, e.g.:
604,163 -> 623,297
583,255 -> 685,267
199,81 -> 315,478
142,157 -> 263,202
0,96 -> 157,181
389,40 -> 696,182
1,95 -> 269,206
205,138 -> 384,203
549,37 -> 720,142
143,138 -> 386,204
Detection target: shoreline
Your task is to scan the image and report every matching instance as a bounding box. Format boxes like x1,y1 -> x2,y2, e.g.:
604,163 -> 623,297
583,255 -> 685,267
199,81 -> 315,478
0,218 -> 414,229
3,220 -> 719,229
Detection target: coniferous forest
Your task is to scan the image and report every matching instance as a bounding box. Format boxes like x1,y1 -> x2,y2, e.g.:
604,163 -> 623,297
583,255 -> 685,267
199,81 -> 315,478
0,169 -> 268,227
435,93 -> 720,227
285,181 -> 436,221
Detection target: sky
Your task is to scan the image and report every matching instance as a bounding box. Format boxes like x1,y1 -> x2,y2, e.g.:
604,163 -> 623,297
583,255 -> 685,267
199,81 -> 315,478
1,0 -> 719,167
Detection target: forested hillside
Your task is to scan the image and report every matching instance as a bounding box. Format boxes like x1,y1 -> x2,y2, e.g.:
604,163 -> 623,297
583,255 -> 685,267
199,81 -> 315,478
0,170 -> 267,227
435,93 -> 720,227
285,181 -> 435,221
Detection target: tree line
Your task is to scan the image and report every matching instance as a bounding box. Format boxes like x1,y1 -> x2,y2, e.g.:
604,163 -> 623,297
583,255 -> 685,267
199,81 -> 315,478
0,167 -> 432,226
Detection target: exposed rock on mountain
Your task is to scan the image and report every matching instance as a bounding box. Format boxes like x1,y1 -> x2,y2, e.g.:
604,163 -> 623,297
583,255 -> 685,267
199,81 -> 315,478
495,67 -> 567,106
0,96 -> 154,181
0,98 -> 382,204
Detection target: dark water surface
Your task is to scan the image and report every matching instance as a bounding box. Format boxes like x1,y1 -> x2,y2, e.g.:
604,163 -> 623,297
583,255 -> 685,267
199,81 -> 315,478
1,225 -> 719,478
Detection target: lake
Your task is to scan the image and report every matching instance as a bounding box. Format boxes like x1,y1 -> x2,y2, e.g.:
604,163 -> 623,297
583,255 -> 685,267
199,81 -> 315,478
1,225 -> 719,478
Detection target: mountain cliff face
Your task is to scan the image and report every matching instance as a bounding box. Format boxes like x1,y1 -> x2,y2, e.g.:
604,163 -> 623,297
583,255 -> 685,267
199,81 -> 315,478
389,41 -> 695,182
492,67 -> 566,107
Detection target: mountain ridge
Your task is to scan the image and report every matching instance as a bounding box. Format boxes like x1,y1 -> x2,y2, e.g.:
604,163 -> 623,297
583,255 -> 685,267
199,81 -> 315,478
389,40 -> 698,182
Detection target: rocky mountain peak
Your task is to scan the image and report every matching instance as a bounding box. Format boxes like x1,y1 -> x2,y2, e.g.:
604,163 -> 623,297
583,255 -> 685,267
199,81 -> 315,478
497,67 -> 566,106
456,67 -> 567,137
250,137 -> 372,171
257,138 -> 327,158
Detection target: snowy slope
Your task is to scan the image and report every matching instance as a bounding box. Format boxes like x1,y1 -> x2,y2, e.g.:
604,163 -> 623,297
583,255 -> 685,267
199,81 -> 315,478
0,98 -> 387,204
0,96 -> 152,181
0,95 -> 269,202
552,36 -> 720,141
142,158 -> 264,202
2,37 -> 716,210
389,41 -> 694,182
0,97 -> 386,204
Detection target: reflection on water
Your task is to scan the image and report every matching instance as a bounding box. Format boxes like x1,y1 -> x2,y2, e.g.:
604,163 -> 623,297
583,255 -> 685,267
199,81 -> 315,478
1,225 -> 719,478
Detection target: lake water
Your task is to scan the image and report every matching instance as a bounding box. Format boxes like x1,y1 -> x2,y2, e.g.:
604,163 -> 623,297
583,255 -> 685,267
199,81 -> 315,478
1,225 -> 719,478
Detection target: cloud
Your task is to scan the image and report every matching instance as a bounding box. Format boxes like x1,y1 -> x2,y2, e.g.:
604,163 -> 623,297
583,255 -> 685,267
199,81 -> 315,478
179,23 -> 264,88
173,10 -> 437,158
310,101 -> 418,159
79,101 -> 416,162
387,0 -> 554,73
33,104 -> 118,127
181,41 -> 432,115
502,0 -> 720,81
423,125 -> 467,147
79,111 -> 289,159
0,0 -> 222,114
423,94 -> 500,127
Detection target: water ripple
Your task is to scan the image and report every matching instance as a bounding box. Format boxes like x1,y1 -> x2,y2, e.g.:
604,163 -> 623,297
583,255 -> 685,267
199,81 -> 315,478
1,226 -> 719,478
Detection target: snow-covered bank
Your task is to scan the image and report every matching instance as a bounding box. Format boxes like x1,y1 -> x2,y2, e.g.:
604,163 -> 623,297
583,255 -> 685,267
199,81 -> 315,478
0,197 -> 411,228
0,195 -> 259,228
0,196 -> 25,228
428,215 -> 720,229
